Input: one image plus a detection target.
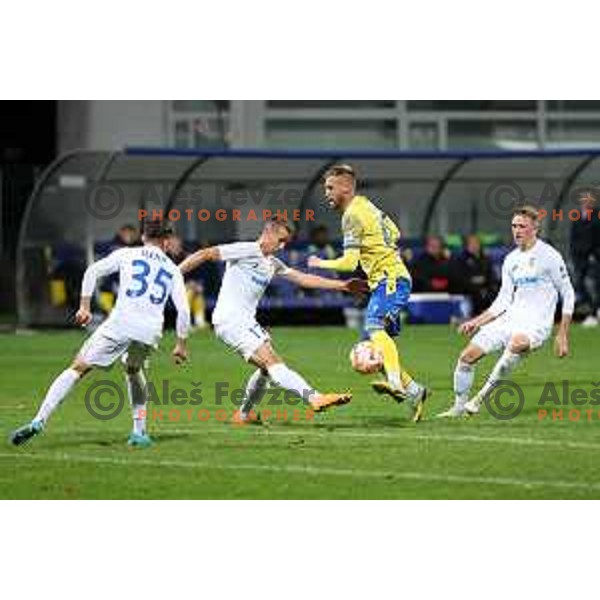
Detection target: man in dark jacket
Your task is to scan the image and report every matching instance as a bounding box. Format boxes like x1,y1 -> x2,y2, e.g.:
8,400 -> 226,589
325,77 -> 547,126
570,190 -> 600,326
412,235 -> 455,293
453,235 -> 498,315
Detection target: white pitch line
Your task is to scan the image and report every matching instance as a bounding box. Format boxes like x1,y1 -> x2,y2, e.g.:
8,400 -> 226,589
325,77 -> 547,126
0,451 -> 598,493
13,423 -> 600,451
60,424 -> 600,452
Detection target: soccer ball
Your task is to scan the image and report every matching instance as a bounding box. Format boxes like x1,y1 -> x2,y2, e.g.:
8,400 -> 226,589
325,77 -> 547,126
349,341 -> 384,374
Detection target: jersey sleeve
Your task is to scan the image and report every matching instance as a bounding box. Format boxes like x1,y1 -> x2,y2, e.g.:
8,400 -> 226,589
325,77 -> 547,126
549,250 -> 575,316
383,214 -> 401,246
170,269 -> 191,339
218,242 -> 263,261
488,257 -> 514,317
272,257 -> 290,276
342,211 -> 364,251
80,248 -> 128,297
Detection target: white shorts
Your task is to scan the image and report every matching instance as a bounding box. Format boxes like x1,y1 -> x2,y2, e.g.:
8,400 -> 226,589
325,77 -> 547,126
78,326 -> 153,370
472,317 -> 550,355
214,320 -> 271,362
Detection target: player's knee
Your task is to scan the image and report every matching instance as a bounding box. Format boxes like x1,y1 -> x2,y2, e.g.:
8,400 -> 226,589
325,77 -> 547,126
260,354 -> 281,370
250,342 -> 280,370
508,334 -> 530,354
70,359 -> 91,376
460,346 -> 483,365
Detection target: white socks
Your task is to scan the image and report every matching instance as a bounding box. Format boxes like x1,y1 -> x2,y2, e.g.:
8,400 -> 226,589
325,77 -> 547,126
406,380 -> 424,401
126,371 -> 147,436
34,368 -> 81,424
453,360 -> 475,408
33,366 -> 152,436
388,371 -> 402,390
240,369 -> 270,417
267,363 -> 317,404
453,350 -> 523,410
478,350 -> 522,401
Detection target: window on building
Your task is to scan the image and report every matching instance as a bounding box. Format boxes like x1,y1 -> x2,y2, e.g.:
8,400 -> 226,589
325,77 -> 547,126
546,101 -> 600,111
266,101 -> 396,110
171,101 -> 231,112
548,120 -> 600,144
265,119 -> 398,149
409,123 -> 439,149
447,120 -> 538,149
408,101 -> 536,112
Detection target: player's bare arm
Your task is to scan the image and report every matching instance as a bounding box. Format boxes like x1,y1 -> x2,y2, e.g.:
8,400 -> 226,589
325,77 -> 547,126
555,315 -> 571,358
74,251 -> 122,326
170,269 -> 191,365
172,337 -> 188,365
74,296 -> 93,326
459,310 -> 499,337
549,246 -> 574,359
179,246 -> 221,274
283,269 -> 368,294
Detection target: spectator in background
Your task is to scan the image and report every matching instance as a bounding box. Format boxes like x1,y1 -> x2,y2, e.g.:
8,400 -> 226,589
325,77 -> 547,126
571,190 -> 600,327
411,235 -> 455,293
50,245 -> 85,315
112,224 -> 141,250
305,225 -> 340,297
308,225 -> 337,260
453,235 -> 498,315
166,235 -> 207,329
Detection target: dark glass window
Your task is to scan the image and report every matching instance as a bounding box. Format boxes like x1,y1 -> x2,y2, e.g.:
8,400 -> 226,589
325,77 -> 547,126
408,101 -> 536,111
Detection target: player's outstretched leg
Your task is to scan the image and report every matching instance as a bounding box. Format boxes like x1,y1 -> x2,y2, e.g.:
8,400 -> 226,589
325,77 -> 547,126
465,336 -> 527,415
370,330 -> 427,421
10,362 -> 88,446
439,342 -> 487,418
438,359 -> 476,418
267,363 -> 351,413
9,420 -> 45,447
232,369 -> 269,425
125,365 -> 153,448
247,342 -> 351,420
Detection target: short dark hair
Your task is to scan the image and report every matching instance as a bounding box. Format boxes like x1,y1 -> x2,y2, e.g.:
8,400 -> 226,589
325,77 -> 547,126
323,164 -> 357,181
267,215 -> 295,236
143,219 -> 175,240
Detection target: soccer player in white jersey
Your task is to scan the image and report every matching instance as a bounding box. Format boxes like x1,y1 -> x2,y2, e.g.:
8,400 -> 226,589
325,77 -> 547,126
180,218 -> 366,423
10,220 -> 190,447
439,205 -> 575,417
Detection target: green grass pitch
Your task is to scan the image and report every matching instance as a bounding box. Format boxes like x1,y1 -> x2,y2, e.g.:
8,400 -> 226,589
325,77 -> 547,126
1,325 -> 599,499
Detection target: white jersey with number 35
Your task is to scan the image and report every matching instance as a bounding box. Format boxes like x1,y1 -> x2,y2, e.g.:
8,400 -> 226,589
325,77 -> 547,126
81,246 -> 190,346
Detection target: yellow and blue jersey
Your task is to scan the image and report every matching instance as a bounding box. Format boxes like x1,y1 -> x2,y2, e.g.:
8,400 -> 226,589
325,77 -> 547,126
318,195 -> 412,336
340,195 -> 410,290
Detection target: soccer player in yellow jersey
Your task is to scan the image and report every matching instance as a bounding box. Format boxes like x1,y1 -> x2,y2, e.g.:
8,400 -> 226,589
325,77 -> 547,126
308,164 -> 427,421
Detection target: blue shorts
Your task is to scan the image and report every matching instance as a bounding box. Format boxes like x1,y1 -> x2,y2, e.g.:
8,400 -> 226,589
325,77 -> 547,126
364,277 -> 412,337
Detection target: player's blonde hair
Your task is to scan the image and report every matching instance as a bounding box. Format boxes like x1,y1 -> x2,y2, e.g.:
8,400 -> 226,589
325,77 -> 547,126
513,205 -> 541,225
323,164 -> 357,181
